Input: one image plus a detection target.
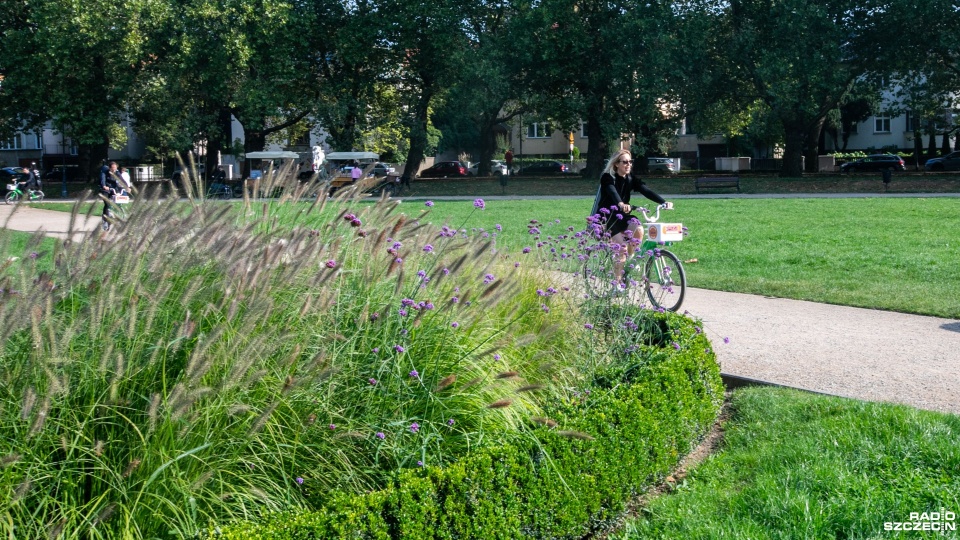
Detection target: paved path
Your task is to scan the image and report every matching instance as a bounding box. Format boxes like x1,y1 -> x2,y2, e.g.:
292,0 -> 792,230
682,289 -> 960,415
3,200 -> 959,415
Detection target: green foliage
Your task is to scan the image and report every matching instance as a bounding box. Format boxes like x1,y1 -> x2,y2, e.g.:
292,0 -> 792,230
0,171 -> 583,538
622,387 -> 960,539
212,316 -> 723,539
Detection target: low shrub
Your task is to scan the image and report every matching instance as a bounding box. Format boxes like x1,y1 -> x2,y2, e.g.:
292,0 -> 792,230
212,315 -> 723,539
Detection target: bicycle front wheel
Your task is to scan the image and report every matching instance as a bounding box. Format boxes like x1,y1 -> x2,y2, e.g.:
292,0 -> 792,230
5,191 -> 19,204
643,249 -> 686,312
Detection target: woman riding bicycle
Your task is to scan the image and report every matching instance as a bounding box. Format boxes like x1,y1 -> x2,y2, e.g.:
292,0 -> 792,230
590,148 -> 672,279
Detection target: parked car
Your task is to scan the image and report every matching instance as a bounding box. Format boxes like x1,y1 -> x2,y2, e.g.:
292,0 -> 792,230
42,165 -> 86,182
839,154 -> 905,173
371,162 -> 395,177
1,167 -> 29,185
647,157 -> 677,174
418,161 -> 468,178
516,160 -> 569,175
467,160 -> 509,176
924,151 -> 960,171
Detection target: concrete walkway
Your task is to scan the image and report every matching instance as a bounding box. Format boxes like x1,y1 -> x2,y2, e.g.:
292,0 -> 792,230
682,289 -> 960,415
3,199 -> 959,415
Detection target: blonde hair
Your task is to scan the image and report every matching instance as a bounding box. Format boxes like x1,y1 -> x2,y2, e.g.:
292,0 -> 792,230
602,149 -> 632,177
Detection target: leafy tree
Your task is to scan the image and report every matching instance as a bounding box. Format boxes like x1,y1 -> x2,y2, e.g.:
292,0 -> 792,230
381,0 -> 467,181
432,0 -> 531,176
512,0 -> 679,178
696,0 -> 907,176
0,0 -> 170,178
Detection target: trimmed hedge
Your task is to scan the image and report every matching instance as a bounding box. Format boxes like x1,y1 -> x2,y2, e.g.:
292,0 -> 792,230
211,315 -> 723,539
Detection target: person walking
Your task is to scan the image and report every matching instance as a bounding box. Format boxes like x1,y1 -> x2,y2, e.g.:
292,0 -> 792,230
590,148 -> 671,279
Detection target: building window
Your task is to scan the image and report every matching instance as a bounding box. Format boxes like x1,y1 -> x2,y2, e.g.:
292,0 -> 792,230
1,135 -> 22,150
526,123 -> 552,139
580,122 -> 588,138
683,117 -> 696,135
874,115 -> 891,133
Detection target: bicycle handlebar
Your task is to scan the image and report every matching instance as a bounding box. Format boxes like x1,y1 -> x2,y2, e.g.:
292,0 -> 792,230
635,202 -> 673,223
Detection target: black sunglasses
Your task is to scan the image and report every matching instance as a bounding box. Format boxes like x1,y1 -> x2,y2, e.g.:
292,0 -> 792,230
618,159 -> 633,165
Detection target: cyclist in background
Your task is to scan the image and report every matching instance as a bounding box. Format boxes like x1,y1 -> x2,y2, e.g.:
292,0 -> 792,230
99,161 -> 124,221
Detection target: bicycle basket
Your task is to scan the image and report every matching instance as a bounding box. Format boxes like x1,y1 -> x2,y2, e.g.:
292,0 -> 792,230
5,184 -> 15,191
645,223 -> 684,242
113,194 -> 130,204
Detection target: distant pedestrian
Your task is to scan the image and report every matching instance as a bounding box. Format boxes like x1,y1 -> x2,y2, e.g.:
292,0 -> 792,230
120,166 -> 133,189
504,149 -> 514,175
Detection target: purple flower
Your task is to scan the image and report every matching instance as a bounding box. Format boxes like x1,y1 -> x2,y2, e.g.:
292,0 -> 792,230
483,273 -> 495,284
451,321 -> 459,328
417,460 -> 424,467
417,270 -> 427,278
723,337 -> 730,344
494,353 -> 501,360
515,262 -> 520,267
410,422 -> 420,433
402,298 -> 416,307
522,247 -> 531,254
329,424 -> 336,430
344,213 -> 357,221
473,198 -> 485,209
409,369 -> 419,379
425,200 -> 434,207
541,304 -> 550,313
451,296 -> 459,303
672,342 -> 681,350
584,323 -> 594,330
369,378 -> 378,385
529,227 -> 540,235
392,241 -> 403,249
350,218 -> 362,227
399,308 -> 408,317
325,260 -> 337,268
296,477 -> 304,485
447,419 -> 455,426
395,257 -> 403,264
394,345 -> 406,353
376,431 -> 386,439
423,244 -> 434,253
495,224 -> 502,231
442,268 -> 450,275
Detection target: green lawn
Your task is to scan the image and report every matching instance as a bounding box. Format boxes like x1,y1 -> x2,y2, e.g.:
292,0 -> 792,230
619,387 -> 960,540
409,197 -> 960,319
25,196 -> 960,318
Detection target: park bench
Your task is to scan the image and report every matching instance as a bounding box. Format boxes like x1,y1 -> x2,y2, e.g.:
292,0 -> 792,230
695,175 -> 740,193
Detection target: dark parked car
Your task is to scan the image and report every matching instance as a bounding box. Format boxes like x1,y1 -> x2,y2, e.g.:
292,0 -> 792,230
924,151 -> 960,171
42,165 -> 86,182
516,160 -> 569,175
839,154 -> 905,173
1,166 -> 29,186
418,161 -> 467,178
371,162 -> 395,177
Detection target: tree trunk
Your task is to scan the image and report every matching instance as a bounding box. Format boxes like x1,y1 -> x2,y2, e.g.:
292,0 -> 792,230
584,111 -> 608,179
913,129 -> 924,170
475,112 -> 498,176
804,117 -> 826,173
780,127 -> 805,178
401,90 -> 434,182
942,132 -> 951,156
927,131 -> 937,161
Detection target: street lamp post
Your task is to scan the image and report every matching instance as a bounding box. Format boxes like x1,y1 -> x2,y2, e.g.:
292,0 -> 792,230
61,134 -> 68,198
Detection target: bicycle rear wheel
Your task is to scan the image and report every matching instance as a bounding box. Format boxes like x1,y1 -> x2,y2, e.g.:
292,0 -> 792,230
643,248 -> 686,312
